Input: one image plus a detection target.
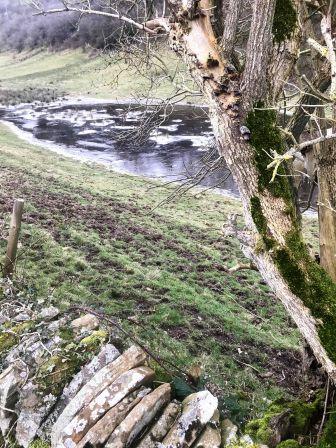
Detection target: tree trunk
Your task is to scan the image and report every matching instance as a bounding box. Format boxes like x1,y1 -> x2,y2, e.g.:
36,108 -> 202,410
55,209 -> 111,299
315,109 -> 336,282
168,0 -> 336,380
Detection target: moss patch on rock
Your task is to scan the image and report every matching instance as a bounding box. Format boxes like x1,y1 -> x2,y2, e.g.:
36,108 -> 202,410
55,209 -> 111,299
273,0 -> 297,43
29,439 -> 50,448
0,321 -> 34,355
36,329 -> 108,396
80,329 -> 108,351
246,393 -> 324,445
276,441 -> 301,448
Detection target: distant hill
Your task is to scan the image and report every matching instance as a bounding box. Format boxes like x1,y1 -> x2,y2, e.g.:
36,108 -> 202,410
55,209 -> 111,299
0,0 -> 139,52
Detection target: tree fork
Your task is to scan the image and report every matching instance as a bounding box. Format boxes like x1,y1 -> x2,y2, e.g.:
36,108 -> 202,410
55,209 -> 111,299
169,0 -> 336,381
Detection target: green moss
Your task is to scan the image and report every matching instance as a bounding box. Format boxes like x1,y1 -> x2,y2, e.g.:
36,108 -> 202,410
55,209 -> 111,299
29,439 -> 50,448
274,229 -> 336,364
246,104 -> 295,209
276,441 -> 300,448
318,405 -> 336,448
36,352 -> 81,396
273,0 -> 297,43
35,327 -> 108,396
59,327 -> 74,341
246,393 -> 324,444
80,329 -> 108,351
250,197 -> 274,250
0,321 -> 34,354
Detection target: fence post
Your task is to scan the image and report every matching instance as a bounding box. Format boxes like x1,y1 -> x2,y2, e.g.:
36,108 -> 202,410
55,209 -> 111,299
3,199 -> 24,278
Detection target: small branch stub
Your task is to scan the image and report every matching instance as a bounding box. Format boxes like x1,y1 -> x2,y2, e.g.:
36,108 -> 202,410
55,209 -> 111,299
3,199 -> 24,278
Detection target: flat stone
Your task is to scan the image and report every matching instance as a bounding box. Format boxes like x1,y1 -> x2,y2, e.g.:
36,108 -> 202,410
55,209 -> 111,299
51,345 -> 146,446
39,306 -> 60,321
70,313 -> 99,334
16,382 -> 57,448
106,383 -> 171,448
38,344 -> 120,441
57,366 -> 155,447
159,390 -> 218,448
221,418 -> 238,445
0,364 -> 27,435
136,400 -> 181,448
194,409 -> 221,447
14,312 -> 32,322
77,387 -> 151,448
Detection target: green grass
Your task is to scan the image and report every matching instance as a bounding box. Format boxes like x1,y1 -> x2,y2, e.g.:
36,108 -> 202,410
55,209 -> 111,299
0,123 -> 310,424
0,49 -> 189,101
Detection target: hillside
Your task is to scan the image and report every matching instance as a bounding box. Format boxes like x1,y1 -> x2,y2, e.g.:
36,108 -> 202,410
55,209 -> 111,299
0,50 -> 189,102
0,123 -> 316,425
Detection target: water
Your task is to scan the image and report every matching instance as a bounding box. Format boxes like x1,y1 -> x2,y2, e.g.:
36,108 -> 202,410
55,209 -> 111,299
0,99 -> 239,196
0,99 -> 315,208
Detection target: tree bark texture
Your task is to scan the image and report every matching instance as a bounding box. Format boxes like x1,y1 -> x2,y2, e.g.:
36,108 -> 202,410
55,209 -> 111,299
168,0 -> 336,381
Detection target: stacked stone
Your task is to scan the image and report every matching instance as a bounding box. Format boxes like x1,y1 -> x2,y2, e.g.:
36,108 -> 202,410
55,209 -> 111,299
0,305 -> 266,448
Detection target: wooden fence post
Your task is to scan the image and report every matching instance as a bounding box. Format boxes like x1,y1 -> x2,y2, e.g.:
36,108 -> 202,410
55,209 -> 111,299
3,199 -> 24,278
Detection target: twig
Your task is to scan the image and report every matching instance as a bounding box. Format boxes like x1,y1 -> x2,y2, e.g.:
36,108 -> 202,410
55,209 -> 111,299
317,377 -> 330,442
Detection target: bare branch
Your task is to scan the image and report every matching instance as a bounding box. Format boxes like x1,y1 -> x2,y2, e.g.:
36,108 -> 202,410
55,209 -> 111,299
32,3 -> 169,35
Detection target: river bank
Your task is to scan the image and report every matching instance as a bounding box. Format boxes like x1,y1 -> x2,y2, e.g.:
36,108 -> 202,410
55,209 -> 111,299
0,123 -> 316,424
0,49 -> 195,103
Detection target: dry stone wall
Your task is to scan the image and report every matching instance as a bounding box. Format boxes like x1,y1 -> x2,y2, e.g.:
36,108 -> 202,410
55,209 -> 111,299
0,303 -> 266,448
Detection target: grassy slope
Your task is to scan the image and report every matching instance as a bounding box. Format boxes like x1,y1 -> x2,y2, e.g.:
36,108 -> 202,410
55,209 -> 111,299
0,49 -> 184,100
0,123 -> 311,424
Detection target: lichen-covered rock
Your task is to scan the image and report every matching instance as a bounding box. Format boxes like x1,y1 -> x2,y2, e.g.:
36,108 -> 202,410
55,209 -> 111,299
159,390 -> 218,447
221,418 -> 238,446
105,383 -> 171,448
0,363 -> 27,435
0,322 -> 34,356
39,307 -> 60,321
78,387 -> 151,448
136,400 -> 182,448
70,314 -> 99,335
194,409 -> 221,448
57,366 -> 155,447
16,382 -> 57,448
38,344 -> 120,441
62,344 -> 120,404
51,345 -> 146,446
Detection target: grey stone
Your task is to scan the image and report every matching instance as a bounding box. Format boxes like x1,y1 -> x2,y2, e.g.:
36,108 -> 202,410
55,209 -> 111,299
221,418 -> 238,446
39,306 -> 60,321
106,383 -> 171,448
194,409 -> 221,447
15,382 -> 57,448
159,390 -> 218,447
51,345 -> 146,446
136,400 -> 181,448
0,364 -> 27,435
77,387 -> 151,448
38,344 -> 120,441
70,314 -> 99,334
57,366 -> 155,447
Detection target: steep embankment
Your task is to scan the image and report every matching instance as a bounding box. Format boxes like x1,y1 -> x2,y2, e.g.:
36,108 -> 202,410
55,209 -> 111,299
0,49 -> 185,102
0,124 -> 318,422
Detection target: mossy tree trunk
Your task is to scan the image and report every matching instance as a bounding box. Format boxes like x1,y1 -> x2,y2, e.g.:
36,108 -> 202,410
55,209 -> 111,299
168,0 -> 336,381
